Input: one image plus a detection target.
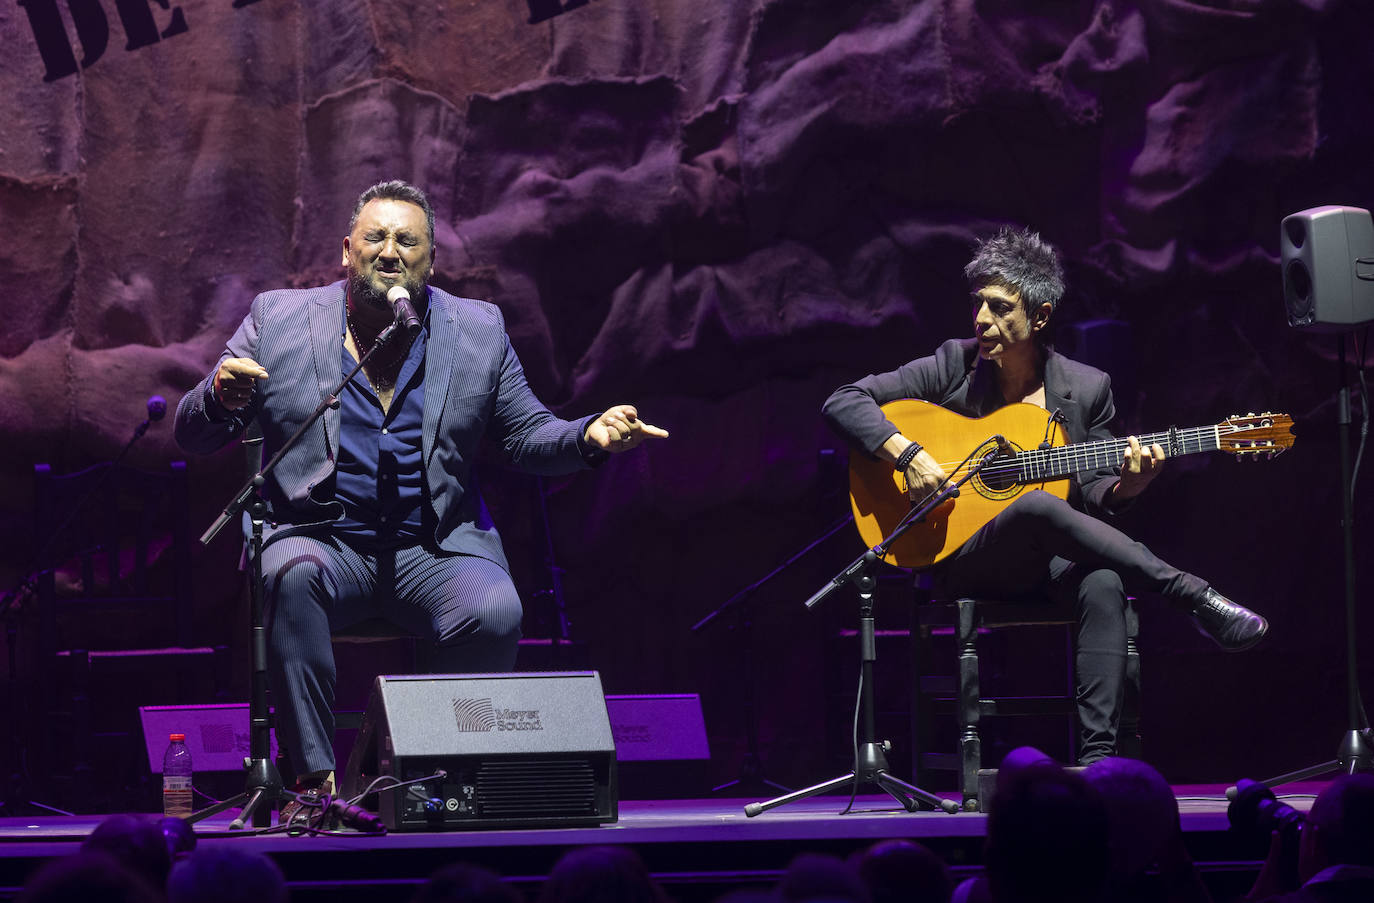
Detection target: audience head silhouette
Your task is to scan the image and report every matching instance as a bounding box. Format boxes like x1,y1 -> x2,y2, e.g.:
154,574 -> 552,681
984,761 -> 1110,903
80,814 -> 173,891
167,845 -> 288,903
18,852 -> 160,903
1083,756 -> 1179,879
1299,772 -> 1374,881
776,852 -> 868,902
412,862 -> 520,903
538,846 -> 666,903
853,839 -> 950,903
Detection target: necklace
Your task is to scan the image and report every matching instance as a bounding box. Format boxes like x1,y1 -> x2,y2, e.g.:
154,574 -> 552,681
346,316 -> 415,395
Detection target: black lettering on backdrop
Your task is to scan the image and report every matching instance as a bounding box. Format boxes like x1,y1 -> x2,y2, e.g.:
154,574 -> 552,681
526,0 -> 590,25
19,0 -> 194,82
18,0 -> 98,81
118,0 -> 188,51
21,0 -> 567,84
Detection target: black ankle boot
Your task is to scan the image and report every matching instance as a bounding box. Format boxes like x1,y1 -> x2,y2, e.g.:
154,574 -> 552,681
1190,588 -> 1268,651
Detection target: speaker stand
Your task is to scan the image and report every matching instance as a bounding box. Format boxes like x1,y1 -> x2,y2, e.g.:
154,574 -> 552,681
1245,333 -> 1373,792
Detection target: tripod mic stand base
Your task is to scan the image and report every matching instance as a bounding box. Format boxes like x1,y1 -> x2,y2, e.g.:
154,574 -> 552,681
1226,728 -> 1374,800
1336,727 -> 1374,773
743,742 -> 960,817
188,757 -> 286,830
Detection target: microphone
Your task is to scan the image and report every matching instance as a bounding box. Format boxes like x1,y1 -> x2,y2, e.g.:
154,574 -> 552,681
1040,409 -> 1066,449
326,797 -> 386,833
994,434 -> 1015,457
131,395 -> 168,441
386,285 -> 422,333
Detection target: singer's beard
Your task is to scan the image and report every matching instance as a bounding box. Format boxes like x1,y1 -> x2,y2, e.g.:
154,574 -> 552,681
347,265 -> 426,316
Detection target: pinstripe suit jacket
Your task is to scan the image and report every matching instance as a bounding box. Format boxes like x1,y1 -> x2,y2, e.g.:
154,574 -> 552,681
175,281 -> 594,571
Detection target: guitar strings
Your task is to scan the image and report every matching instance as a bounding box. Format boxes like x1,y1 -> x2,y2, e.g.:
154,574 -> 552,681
917,422 -> 1284,475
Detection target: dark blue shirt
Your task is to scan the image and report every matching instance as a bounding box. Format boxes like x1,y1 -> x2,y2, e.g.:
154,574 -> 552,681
333,320 -> 429,549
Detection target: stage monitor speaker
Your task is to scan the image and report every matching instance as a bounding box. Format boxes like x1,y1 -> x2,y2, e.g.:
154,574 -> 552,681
341,671 -> 617,831
1281,205 -> 1374,330
138,703 -> 278,773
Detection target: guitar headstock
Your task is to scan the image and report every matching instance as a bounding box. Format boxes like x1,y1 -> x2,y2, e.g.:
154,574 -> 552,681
1218,412 -> 1295,459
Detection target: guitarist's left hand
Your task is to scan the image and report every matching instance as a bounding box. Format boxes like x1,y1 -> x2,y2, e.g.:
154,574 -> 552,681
1112,436 -> 1166,505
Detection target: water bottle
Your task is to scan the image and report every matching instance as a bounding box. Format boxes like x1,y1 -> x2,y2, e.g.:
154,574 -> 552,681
162,733 -> 193,818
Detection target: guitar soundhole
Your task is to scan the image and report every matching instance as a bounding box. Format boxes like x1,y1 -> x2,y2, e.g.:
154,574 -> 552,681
972,442 -> 1023,498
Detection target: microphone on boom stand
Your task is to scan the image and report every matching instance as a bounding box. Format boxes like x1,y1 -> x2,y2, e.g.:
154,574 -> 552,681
386,285 -> 422,333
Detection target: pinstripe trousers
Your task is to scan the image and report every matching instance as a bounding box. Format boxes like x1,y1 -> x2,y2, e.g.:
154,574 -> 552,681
261,533 -> 524,776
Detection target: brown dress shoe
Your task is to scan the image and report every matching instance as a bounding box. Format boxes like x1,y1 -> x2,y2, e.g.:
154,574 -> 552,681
278,773 -> 334,828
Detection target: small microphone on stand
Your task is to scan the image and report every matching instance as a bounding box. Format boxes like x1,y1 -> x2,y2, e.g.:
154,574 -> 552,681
1040,409 -> 1066,449
993,434 -> 1015,457
132,395 -> 168,441
21,393 -> 172,599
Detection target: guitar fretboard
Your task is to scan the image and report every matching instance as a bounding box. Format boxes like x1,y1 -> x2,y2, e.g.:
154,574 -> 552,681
1012,425 -> 1221,482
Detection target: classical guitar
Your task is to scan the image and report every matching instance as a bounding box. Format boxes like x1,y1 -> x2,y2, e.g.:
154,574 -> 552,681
849,400 -> 1295,569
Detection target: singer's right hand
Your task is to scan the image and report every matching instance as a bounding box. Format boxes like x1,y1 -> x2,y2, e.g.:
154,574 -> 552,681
213,357 -> 269,410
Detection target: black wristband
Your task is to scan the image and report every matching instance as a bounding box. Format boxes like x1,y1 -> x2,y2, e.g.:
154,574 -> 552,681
894,442 -> 922,472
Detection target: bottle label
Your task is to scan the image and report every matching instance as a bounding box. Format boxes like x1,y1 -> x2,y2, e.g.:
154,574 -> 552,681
164,777 -> 191,790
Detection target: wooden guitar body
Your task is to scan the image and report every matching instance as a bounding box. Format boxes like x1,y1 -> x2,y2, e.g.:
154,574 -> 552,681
849,401 -> 1068,569
848,400 -> 1294,570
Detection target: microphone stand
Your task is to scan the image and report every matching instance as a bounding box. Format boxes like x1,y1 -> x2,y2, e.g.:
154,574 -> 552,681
5,403 -> 167,611
2,401 -> 165,817
744,438 -> 1014,817
189,315 -> 412,829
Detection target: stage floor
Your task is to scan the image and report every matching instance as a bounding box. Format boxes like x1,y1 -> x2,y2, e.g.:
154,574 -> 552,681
0,783 -> 1323,902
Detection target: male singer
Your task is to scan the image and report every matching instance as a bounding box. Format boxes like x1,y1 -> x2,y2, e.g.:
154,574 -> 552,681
175,180 -> 667,805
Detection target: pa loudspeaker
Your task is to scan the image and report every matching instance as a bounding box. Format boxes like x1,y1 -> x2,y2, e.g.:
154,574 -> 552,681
1281,205 -> 1374,330
341,672 -> 617,831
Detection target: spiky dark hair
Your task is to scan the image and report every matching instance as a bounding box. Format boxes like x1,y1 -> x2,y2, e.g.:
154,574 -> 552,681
964,226 -> 1065,313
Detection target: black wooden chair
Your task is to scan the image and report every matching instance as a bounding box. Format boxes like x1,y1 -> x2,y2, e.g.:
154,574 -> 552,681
909,577 -> 1142,811
31,459 -> 227,808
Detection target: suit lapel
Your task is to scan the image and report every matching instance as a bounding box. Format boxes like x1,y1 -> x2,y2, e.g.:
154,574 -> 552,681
423,290 -> 459,469
1043,351 -> 1082,442
307,287 -> 344,460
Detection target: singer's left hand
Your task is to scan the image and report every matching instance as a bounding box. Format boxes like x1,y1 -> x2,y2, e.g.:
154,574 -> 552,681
584,404 -> 669,452
1112,436 -> 1165,504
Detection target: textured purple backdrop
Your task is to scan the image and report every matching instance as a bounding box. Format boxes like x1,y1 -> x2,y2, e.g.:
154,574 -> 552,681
3,0 -> 1373,787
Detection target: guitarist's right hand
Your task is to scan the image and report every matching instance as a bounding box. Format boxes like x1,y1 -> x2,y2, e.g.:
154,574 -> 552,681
903,449 -> 950,502
882,435 -> 949,502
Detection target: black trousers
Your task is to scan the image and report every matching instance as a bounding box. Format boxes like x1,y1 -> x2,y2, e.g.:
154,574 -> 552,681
933,489 -> 1209,763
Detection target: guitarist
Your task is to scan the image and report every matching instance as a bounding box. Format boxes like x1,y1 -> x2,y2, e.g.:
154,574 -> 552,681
821,226 -> 1268,764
